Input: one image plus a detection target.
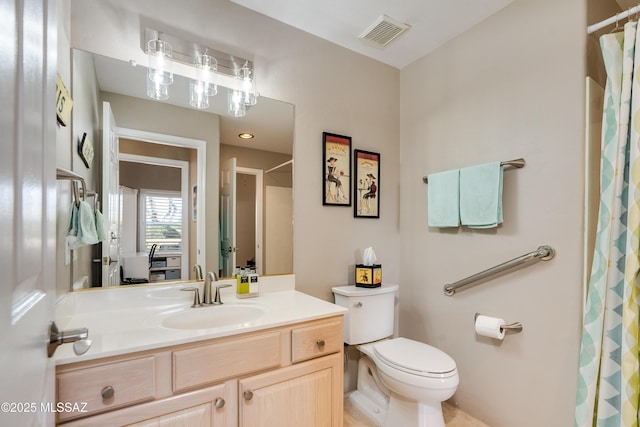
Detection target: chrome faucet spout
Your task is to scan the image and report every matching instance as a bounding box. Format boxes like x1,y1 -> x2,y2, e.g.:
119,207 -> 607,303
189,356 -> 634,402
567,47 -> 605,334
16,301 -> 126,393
193,265 -> 203,280
203,271 -> 218,305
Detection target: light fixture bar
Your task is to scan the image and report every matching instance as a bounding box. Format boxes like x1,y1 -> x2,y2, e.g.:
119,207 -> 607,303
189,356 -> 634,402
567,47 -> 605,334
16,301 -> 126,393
143,28 -> 252,78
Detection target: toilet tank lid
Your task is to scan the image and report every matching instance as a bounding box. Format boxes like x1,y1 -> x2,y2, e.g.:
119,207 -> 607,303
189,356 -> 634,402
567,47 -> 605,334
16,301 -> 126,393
332,284 -> 398,297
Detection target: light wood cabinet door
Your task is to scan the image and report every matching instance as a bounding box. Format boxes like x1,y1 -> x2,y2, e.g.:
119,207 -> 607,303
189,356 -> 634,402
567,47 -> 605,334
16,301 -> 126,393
125,402 -> 211,427
239,353 -> 343,427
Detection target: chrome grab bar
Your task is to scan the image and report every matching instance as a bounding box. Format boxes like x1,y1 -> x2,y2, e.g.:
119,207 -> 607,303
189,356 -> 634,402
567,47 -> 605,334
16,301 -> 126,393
444,245 -> 555,296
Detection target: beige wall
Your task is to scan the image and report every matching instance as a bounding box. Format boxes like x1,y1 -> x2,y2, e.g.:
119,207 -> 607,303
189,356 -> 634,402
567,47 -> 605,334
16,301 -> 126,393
70,0 -> 401,302
399,0 -> 586,425
220,144 -> 292,188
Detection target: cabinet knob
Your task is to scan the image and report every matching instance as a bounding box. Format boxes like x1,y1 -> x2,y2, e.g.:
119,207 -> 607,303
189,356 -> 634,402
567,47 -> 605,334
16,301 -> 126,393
316,339 -> 326,348
243,390 -> 254,401
215,397 -> 225,409
101,386 -> 115,400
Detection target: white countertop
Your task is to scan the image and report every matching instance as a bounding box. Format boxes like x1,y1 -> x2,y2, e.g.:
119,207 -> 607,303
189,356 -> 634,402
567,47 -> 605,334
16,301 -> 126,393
54,275 -> 346,365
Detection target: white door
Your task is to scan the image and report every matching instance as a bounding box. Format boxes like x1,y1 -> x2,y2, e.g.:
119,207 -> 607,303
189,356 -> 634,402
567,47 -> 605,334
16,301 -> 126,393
0,0 -> 57,425
102,102 -> 121,286
220,157 -> 237,277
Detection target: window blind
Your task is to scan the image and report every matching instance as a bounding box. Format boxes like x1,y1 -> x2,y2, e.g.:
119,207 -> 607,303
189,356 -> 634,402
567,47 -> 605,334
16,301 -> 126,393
142,192 -> 182,252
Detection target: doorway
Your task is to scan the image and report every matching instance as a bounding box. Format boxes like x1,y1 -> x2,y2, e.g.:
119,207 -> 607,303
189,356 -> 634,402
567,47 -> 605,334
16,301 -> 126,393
236,167 -> 264,274
119,152 -> 190,282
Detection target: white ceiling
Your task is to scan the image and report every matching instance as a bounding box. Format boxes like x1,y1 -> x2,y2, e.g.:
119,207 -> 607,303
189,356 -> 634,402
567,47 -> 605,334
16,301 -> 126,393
231,0 -> 516,69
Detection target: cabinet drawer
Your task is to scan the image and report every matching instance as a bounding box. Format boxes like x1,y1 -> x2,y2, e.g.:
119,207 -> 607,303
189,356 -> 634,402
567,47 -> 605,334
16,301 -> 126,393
164,269 -> 180,280
291,318 -> 343,363
173,331 -> 281,392
165,256 -> 181,267
56,356 -> 155,422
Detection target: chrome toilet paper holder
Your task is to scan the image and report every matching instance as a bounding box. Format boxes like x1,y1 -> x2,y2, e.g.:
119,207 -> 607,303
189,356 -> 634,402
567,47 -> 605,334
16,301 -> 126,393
475,313 -> 523,334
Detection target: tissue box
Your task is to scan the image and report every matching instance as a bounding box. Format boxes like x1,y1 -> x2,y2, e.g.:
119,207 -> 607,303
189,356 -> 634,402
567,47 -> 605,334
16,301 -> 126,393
355,264 -> 382,288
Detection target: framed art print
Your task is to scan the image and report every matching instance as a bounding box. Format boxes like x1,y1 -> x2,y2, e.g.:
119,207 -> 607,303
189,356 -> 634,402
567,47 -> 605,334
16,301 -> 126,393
323,132 -> 351,206
354,149 -> 380,218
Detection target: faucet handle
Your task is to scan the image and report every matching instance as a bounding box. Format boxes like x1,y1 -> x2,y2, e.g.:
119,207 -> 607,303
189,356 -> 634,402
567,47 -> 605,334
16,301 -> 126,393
181,287 -> 202,308
213,284 -> 232,305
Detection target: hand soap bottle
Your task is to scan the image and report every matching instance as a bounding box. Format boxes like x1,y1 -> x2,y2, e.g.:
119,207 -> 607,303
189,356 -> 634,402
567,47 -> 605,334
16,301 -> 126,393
236,267 -> 250,297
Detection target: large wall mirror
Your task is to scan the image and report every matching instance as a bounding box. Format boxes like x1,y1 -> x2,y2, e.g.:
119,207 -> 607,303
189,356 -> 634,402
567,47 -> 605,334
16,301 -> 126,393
70,49 -> 293,291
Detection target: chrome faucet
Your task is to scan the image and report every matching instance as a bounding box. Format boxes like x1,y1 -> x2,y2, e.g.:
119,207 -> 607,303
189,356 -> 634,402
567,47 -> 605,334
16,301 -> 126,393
193,264 -> 203,280
203,271 -> 218,305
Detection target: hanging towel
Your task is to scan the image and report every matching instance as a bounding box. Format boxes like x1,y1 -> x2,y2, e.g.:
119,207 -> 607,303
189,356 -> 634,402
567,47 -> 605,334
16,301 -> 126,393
94,209 -> 108,242
66,203 -> 79,237
459,161 -> 503,228
427,169 -> 460,227
74,200 -> 99,247
66,203 -> 80,250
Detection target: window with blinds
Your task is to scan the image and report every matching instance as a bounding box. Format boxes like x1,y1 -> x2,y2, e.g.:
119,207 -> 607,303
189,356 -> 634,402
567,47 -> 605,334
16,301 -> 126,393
140,190 -> 183,253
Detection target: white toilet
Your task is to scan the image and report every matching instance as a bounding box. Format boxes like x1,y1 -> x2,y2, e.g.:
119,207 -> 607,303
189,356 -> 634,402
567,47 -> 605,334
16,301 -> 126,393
332,284 -> 459,427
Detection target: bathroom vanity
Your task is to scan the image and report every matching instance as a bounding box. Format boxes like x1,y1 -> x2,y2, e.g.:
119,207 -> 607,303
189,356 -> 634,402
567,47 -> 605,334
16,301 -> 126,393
54,277 -> 346,426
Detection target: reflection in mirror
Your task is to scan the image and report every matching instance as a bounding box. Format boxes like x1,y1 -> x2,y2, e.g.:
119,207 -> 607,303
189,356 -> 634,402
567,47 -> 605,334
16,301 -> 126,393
70,49 -> 294,291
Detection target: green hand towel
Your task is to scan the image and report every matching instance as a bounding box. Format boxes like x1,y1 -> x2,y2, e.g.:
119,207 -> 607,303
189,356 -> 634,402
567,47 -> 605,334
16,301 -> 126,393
75,200 -> 99,246
66,203 -> 79,237
427,169 -> 460,227
460,161 -> 503,228
95,209 -> 108,242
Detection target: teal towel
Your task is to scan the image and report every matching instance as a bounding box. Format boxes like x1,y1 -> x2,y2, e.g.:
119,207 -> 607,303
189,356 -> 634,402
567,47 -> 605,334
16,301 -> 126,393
75,200 -> 99,246
460,161 -> 503,228
66,203 -> 79,237
95,209 -> 108,242
427,169 -> 460,227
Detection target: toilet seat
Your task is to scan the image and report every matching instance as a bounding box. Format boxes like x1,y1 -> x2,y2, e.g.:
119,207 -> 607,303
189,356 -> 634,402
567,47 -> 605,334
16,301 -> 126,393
373,337 -> 457,379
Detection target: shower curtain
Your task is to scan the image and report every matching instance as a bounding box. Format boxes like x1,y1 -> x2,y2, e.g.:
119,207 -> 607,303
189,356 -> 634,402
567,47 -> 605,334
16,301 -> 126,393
575,22 -> 640,427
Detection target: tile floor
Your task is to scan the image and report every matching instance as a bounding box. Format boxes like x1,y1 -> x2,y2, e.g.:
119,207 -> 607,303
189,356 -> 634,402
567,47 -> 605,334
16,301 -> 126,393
343,397 -> 490,427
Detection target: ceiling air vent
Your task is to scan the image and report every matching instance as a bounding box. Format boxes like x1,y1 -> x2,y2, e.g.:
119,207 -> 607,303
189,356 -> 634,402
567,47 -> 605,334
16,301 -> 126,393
359,15 -> 411,47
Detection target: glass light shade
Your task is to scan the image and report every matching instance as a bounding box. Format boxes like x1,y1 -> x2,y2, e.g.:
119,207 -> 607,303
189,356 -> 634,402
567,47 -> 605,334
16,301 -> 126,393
190,80 -> 210,109
147,76 -> 169,100
195,54 -> 218,97
147,39 -> 173,86
238,65 -> 258,106
228,89 -> 246,117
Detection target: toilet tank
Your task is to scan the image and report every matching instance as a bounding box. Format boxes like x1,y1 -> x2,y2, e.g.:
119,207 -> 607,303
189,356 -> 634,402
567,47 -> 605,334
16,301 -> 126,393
332,284 -> 398,345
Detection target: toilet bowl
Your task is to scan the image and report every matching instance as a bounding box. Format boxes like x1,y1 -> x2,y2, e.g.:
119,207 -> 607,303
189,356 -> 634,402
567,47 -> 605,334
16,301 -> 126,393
348,353 -> 389,426
360,338 -> 459,427
332,285 -> 459,427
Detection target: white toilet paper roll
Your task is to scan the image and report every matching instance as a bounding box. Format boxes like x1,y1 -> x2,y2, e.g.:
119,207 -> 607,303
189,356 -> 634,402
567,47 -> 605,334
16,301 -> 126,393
474,315 -> 506,340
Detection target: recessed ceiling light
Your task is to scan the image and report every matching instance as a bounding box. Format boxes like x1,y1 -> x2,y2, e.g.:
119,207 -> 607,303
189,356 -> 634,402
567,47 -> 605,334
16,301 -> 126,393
239,132 -> 254,139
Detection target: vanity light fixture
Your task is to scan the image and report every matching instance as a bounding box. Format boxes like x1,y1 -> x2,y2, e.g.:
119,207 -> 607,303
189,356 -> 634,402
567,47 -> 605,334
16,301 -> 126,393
228,89 -> 246,118
238,132 -> 254,139
147,76 -> 169,100
238,64 -> 257,107
143,28 -> 259,116
147,36 -> 173,92
189,53 -> 217,110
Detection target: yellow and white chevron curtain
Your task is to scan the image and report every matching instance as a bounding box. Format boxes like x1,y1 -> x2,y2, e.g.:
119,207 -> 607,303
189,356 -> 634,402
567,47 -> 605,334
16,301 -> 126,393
575,22 -> 640,427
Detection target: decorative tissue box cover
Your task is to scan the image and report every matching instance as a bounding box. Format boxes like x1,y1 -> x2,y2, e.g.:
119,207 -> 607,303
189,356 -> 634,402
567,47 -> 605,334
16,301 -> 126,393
355,264 -> 382,288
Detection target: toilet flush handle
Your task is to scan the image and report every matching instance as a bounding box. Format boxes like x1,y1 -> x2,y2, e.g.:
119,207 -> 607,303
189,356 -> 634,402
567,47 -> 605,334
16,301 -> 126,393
353,302 -> 363,308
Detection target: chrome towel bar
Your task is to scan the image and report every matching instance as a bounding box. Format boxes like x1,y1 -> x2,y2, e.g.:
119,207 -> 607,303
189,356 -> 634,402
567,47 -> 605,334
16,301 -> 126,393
444,245 -> 555,296
422,158 -> 525,184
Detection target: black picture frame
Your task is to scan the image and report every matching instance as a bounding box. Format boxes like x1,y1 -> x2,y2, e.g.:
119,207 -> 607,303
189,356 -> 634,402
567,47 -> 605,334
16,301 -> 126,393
354,149 -> 380,218
322,132 -> 352,206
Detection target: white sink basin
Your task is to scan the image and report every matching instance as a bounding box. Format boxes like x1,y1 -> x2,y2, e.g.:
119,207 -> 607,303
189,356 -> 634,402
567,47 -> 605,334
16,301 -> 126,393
161,305 -> 267,330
